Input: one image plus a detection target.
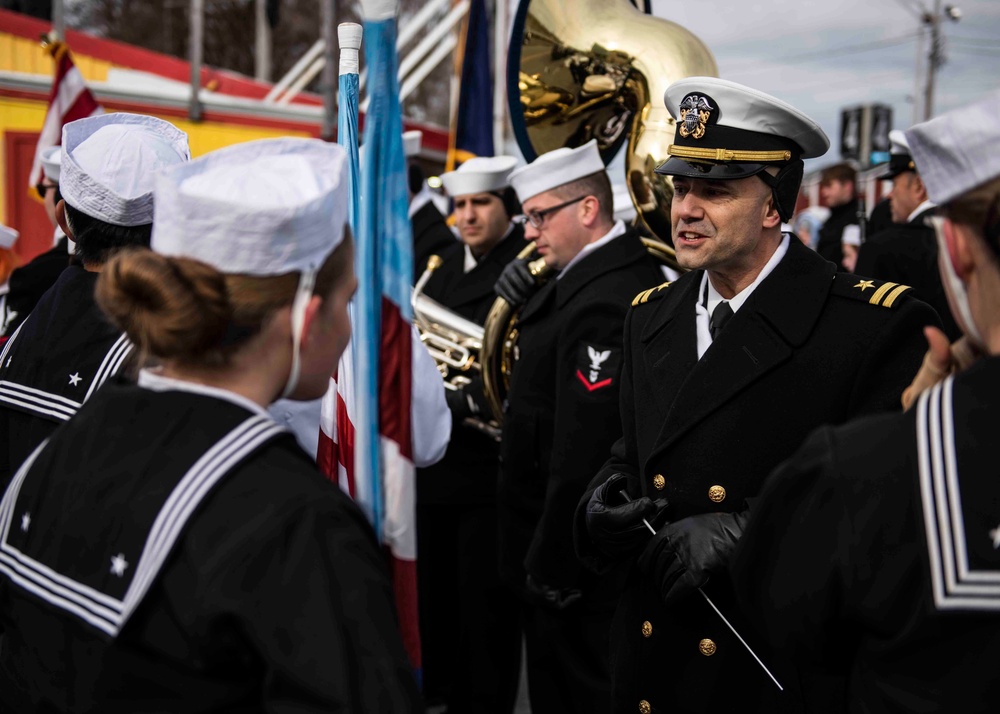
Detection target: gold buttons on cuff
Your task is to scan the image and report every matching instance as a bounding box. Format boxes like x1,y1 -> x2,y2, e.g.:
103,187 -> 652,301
653,474 -> 666,490
699,638 -> 717,656
639,700 -> 651,714
641,620 -> 653,638
708,485 -> 726,503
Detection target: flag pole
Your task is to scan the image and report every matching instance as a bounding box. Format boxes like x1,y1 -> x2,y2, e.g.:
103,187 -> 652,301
188,0 -> 204,122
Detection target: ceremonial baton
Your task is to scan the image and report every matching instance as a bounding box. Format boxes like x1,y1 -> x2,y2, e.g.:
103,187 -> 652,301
623,492 -> 783,691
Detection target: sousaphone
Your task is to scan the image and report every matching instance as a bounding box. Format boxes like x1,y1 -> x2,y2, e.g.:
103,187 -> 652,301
479,0 -> 718,423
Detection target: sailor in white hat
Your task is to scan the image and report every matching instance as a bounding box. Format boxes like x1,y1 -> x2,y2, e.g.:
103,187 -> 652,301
578,77 -> 940,714
855,128 -> 960,339
0,137 -> 423,712
1,146 -> 76,339
732,88 -> 1000,712
0,113 -> 191,485
493,138 -> 665,714
415,154 -> 526,710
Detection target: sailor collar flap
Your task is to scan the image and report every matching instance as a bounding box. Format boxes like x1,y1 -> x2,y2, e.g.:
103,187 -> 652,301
0,267 -> 133,423
0,407 -> 286,640
916,362 -> 1000,612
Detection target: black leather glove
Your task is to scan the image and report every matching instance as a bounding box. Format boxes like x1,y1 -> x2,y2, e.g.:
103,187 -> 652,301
585,473 -> 669,561
524,573 -> 582,611
494,258 -> 536,307
444,375 -> 490,421
638,510 -> 749,607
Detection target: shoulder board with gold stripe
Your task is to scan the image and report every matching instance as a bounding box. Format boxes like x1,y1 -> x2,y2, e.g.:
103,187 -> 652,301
632,281 -> 672,307
832,274 -> 913,308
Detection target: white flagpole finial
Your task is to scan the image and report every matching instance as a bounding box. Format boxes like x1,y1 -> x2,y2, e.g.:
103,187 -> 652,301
338,22 -> 363,76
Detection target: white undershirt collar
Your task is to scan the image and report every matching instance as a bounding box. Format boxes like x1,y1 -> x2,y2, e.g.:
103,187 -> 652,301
138,368 -> 273,419
557,220 -> 626,280
463,222 -> 515,273
695,233 -> 790,359
908,199 -> 937,224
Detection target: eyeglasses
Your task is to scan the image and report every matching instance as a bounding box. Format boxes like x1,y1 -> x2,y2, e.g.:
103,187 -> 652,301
36,181 -> 53,200
513,195 -> 587,229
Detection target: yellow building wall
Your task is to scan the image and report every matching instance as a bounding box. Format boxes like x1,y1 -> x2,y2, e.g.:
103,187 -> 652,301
0,33 -> 113,81
0,94 -> 311,224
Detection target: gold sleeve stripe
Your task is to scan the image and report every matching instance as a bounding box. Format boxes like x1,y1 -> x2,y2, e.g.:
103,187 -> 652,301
882,284 -> 912,307
632,288 -> 654,306
868,282 -> 899,306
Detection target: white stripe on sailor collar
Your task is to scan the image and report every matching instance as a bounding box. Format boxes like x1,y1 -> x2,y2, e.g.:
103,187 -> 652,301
917,377 -> 1000,611
138,368 -> 272,419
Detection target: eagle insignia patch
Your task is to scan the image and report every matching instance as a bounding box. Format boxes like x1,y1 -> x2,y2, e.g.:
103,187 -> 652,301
575,344 -> 620,393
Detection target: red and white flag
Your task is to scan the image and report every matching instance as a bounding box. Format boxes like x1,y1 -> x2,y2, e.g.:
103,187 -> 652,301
28,40 -> 103,190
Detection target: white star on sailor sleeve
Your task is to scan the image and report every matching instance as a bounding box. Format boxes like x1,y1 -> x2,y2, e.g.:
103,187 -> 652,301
110,553 -> 129,577
69,372 -> 82,386
20,512 -> 30,532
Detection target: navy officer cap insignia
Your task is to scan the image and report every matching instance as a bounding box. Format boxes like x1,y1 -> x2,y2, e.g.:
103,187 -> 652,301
678,94 -> 715,140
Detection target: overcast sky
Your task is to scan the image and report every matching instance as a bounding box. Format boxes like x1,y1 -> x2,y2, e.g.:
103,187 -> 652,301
649,0 -> 1000,170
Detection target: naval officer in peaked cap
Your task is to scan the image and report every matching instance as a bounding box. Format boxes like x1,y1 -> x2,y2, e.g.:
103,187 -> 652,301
575,77 -> 940,713
856,129 -> 961,339
733,87 -> 1000,713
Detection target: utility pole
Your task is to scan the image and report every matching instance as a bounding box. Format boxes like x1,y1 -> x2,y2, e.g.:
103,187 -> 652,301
921,1 -> 961,121
189,0 -> 204,122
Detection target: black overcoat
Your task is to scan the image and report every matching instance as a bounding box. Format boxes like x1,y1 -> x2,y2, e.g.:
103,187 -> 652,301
734,356 -> 1000,713
576,239 -> 941,713
498,228 -> 664,594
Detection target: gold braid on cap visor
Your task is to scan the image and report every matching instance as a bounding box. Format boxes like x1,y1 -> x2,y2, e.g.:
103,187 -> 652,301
668,145 -> 792,163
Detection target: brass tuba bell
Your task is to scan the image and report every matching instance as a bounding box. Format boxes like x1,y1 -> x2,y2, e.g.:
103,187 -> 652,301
507,0 -> 718,243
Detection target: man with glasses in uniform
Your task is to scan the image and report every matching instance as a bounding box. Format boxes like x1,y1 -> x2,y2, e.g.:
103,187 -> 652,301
493,140 -> 664,714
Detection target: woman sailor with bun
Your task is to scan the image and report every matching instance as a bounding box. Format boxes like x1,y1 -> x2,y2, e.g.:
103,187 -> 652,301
0,138 -> 422,712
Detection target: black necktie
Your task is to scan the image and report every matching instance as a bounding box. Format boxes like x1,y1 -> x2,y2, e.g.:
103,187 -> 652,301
710,301 -> 734,340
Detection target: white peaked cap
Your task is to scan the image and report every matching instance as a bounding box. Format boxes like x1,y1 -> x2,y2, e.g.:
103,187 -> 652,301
41,146 -> 61,182
61,113 -> 190,226
152,138 -> 349,276
906,89 -> 1000,204
888,129 -> 910,154
440,155 -> 518,197
403,130 -> 422,158
663,76 -> 829,160
0,223 -> 18,250
509,139 -> 605,203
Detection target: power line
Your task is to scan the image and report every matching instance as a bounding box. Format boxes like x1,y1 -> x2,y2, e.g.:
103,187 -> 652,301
725,32 -> 919,73
890,0 -> 924,18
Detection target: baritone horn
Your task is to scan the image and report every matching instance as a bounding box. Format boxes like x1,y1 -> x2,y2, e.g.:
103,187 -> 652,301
507,0 -> 718,243
412,256 -> 500,440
